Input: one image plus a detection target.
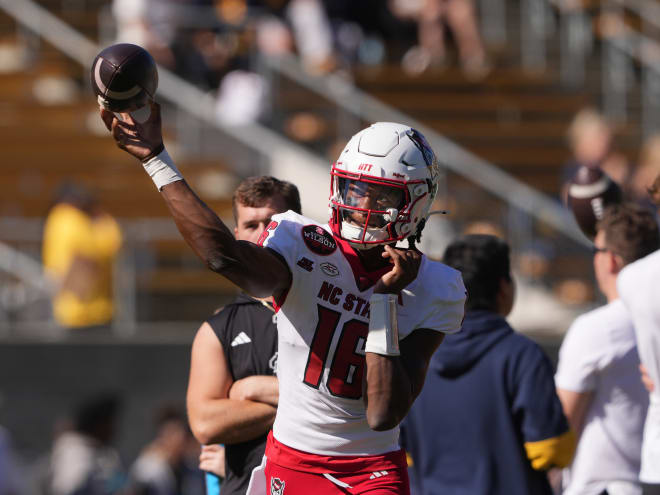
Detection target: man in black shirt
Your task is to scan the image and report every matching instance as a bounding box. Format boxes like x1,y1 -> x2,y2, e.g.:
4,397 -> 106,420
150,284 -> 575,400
186,176 -> 301,495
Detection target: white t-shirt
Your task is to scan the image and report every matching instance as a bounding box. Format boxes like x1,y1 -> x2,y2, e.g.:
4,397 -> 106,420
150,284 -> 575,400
260,211 -> 466,456
555,299 -> 648,494
618,249 -> 660,483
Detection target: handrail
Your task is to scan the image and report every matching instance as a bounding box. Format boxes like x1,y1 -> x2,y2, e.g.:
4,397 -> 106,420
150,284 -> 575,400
608,0 -> 660,33
265,55 -> 588,245
604,23 -> 660,75
0,241 -> 53,293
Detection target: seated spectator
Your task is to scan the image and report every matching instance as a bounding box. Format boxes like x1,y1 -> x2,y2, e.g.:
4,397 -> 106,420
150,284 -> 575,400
555,203 -> 660,495
129,405 -> 204,495
401,234 -> 575,495
42,183 -> 122,329
49,394 -> 125,495
113,0 -> 232,89
391,0 -> 490,77
112,0 -> 177,69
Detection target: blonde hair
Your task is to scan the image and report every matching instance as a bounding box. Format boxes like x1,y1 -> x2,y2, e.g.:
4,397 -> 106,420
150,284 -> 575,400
567,108 -> 610,147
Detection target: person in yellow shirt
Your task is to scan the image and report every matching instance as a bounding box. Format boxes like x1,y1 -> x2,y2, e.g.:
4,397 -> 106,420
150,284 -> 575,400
42,183 -> 122,328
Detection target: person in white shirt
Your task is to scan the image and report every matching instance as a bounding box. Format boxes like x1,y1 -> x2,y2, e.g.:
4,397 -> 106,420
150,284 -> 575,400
556,203 -> 660,495
617,173 -> 660,495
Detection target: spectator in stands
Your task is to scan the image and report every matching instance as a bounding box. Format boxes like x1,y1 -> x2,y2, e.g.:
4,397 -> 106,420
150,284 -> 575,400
617,175 -> 660,494
561,108 -> 631,202
217,0 -> 336,124
391,0 -> 490,78
113,0 -> 234,90
555,203 -> 659,495
220,0 -> 335,74
186,176 -> 301,495
49,393 -> 126,495
129,404 -> 205,495
42,182 -> 122,329
112,0 -> 177,69
401,234 -> 575,495
113,0 -> 335,124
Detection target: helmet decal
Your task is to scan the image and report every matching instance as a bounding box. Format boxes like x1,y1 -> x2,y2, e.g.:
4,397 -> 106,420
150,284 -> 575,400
407,128 -> 435,167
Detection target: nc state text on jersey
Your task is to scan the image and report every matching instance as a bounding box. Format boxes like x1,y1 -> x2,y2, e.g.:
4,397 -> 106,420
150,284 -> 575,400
317,281 -> 370,318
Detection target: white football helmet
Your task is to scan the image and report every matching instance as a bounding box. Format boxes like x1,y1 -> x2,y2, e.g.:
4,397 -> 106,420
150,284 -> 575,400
329,122 -> 441,249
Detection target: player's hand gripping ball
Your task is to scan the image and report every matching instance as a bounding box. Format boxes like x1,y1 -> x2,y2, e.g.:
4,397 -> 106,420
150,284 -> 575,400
566,165 -> 622,240
91,43 -> 158,113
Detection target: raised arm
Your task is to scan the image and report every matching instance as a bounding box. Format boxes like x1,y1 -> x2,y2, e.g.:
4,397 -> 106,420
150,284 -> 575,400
187,322 -> 277,445
100,103 -> 290,298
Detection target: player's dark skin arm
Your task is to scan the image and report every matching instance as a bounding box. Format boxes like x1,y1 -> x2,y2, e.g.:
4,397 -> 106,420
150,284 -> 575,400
159,181 -> 290,297
362,245 -> 446,431
100,102 -> 291,298
365,330 -> 444,431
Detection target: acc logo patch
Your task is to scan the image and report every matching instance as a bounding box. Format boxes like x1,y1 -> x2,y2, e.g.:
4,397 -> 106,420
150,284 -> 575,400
301,225 -> 336,255
271,477 -> 285,495
297,256 -> 314,272
320,262 -> 339,277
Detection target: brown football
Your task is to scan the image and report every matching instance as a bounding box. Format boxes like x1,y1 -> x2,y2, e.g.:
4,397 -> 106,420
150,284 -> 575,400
567,166 -> 622,240
91,43 -> 158,112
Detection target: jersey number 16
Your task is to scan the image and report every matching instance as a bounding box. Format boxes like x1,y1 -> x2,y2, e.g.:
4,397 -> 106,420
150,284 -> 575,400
303,305 -> 368,400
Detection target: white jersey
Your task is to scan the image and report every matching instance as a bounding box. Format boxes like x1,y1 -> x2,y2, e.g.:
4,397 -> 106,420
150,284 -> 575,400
260,211 -> 465,456
618,249 -> 660,483
555,300 -> 648,494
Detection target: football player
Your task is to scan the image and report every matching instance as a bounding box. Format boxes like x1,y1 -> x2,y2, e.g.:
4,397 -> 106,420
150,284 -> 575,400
101,103 -> 466,494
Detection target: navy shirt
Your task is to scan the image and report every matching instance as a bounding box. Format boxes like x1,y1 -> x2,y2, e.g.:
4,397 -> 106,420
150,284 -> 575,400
401,310 -> 569,495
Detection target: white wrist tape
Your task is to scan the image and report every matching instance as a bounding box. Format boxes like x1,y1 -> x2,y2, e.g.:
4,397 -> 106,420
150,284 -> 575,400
365,293 -> 400,356
142,148 -> 183,191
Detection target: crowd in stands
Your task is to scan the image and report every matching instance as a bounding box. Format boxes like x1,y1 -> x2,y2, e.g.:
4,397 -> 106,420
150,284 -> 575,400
108,0 -> 489,126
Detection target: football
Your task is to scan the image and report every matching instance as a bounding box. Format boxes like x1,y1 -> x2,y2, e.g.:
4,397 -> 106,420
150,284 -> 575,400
91,43 -> 158,113
566,165 -> 622,240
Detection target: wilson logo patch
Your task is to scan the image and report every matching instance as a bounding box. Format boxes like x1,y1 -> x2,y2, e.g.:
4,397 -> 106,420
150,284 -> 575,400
301,225 -> 336,255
